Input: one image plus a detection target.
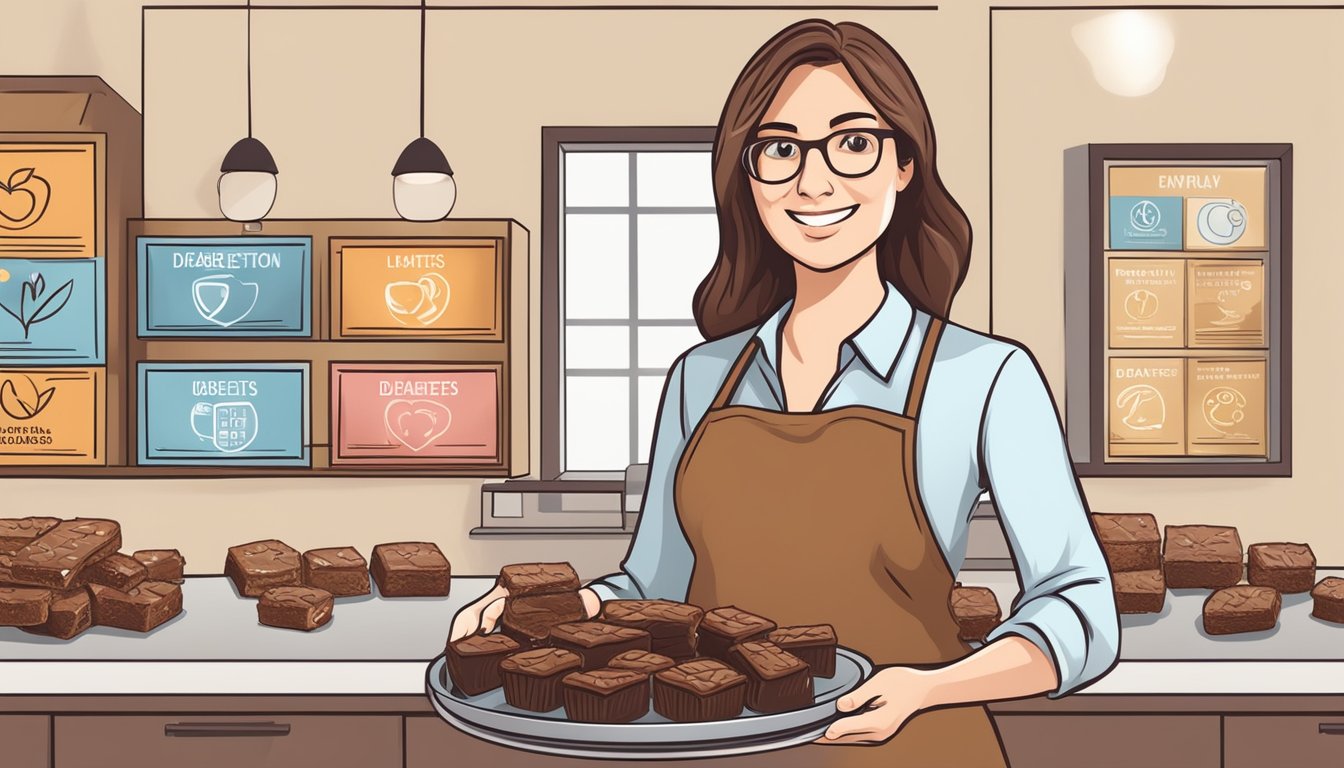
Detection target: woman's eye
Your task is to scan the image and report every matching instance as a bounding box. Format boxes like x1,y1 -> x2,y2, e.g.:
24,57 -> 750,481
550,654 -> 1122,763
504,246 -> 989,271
840,135 -> 872,153
763,141 -> 798,159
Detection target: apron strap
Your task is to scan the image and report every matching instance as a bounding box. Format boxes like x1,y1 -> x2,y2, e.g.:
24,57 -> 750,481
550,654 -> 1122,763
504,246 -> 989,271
710,336 -> 761,411
904,315 -> 946,419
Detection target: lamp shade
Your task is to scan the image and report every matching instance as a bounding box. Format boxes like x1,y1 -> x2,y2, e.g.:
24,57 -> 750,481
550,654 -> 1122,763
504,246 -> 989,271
392,137 -> 456,221
219,137 -> 278,222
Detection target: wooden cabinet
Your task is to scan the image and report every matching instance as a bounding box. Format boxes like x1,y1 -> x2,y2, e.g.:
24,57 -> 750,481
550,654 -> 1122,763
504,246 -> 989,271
1223,716 -> 1344,768
993,714 -> 1222,768
0,715 -> 49,768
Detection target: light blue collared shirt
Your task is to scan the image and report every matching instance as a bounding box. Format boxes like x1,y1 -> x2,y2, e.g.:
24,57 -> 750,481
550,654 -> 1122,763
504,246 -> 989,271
588,282 -> 1119,697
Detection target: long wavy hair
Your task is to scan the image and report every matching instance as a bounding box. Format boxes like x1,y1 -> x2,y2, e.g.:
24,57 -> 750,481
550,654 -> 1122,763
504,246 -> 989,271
694,19 -> 972,339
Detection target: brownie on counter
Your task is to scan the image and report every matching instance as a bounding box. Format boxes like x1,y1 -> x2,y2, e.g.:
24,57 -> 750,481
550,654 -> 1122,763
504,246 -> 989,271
72,552 -> 147,592
653,658 -> 747,722
608,649 -> 677,676
698,607 -> 776,661
0,553 -> 14,585
728,641 -> 813,714
302,547 -> 370,597
767,625 -> 837,678
499,563 -> 581,597
89,581 -> 182,633
9,518 -> 121,589
0,586 -> 51,626
549,621 -> 651,670
132,550 -> 186,582
22,587 -> 92,639
258,586 -> 334,631
0,517 -> 59,555
370,542 -> 450,597
1163,525 -> 1243,589
1092,513 -> 1162,572
225,539 -> 302,597
446,633 -> 521,696
599,599 -> 703,660
1114,570 -> 1166,614
949,584 -> 1002,642
1311,577 -> 1344,625
500,647 -> 583,711
561,668 -> 650,723
1202,585 -> 1281,635
500,591 -> 586,647
1247,543 -> 1316,594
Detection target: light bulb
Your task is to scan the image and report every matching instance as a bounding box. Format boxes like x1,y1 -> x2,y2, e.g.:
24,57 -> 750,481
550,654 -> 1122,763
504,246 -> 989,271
1071,10 -> 1175,97
218,137 -> 278,222
391,137 -> 456,221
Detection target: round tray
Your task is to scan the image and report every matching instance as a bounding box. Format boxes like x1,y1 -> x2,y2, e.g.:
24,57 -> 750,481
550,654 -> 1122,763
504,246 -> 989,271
425,647 -> 874,760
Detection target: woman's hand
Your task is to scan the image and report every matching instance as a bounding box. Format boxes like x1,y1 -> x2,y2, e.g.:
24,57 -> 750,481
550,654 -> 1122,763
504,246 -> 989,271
448,585 -> 604,643
814,666 -> 934,745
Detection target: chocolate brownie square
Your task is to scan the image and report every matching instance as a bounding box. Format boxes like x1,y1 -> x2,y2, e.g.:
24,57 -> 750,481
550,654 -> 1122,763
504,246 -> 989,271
1247,543 -> 1316,594
728,641 -> 813,714
767,625 -> 837,678
0,553 -> 15,585
22,588 -> 92,639
89,581 -> 182,633
72,553 -> 147,592
549,621 -> 650,670
446,633 -> 521,696
608,649 -> 677,675
1114,570 -> 1166,614
370,542 -> 450,597
1092,513 -> 1162,572
9,518 -> 121,589
1203,585 -> 1281,635
258,586 -> 334,631
500,648 -> 583,711
132,550 -> 186,582
949,584 -> 1002,642
1311,578 -> 1344,625
653,658 -> 747,722
500,591 -> 586,647
561,669 -> 650,723
225,539 -> 302,597
599,599 -> 703,660
1164,525 -> 1243,589
0,517 -> 59,555
699,607 -> 776,661
499,563 -> 580,597
0,586 -> 50,626
302,547 -> 371,597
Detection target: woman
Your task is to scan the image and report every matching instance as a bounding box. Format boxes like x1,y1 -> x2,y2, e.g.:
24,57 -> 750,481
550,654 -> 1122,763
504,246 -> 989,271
453,19 -> 1118,767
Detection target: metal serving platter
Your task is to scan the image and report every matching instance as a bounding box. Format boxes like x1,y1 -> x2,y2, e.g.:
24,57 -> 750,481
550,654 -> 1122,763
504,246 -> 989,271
426,647 -> 873,760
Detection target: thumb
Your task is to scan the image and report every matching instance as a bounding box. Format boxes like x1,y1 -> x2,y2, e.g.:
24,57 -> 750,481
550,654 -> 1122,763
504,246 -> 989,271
479,597 -> 506,634
836,679 -> 882,713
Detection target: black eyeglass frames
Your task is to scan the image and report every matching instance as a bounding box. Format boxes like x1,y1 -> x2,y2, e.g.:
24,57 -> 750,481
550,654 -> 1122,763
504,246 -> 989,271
741,128 -> 903,184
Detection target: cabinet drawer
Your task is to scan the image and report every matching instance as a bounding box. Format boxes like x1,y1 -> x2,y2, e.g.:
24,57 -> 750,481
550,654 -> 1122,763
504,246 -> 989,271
0,715 -> 49,768
55,715 -> 400,768
993,714 -> 1220,768
1224,715 -> 1344,768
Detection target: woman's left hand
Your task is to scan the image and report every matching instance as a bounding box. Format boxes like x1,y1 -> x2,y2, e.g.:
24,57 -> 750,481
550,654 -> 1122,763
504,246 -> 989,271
814,666 -> 934,745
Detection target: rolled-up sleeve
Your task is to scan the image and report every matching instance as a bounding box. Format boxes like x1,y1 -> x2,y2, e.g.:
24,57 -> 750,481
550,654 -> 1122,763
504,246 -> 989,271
979,347 -> 1120,697
585,354 -> 695,604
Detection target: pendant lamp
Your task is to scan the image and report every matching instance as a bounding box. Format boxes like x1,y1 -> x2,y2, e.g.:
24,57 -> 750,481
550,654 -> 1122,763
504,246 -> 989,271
219,0 -> 278,222
392,0 -> 456,221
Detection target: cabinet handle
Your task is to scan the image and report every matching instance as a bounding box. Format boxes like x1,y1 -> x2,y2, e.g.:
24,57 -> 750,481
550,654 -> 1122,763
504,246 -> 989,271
1320,723 -> 1344,735
164,721 -> 291,737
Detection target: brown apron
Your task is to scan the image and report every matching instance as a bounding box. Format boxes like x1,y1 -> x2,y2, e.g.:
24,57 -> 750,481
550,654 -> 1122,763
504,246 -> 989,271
674,316 -> 1009,767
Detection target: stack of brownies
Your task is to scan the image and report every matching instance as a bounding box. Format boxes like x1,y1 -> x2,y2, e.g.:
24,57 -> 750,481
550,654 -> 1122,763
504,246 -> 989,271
1093,513 -> 1167,615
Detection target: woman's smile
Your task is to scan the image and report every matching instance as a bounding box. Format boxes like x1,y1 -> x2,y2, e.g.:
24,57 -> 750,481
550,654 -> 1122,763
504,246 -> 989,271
786,203 -> 859,228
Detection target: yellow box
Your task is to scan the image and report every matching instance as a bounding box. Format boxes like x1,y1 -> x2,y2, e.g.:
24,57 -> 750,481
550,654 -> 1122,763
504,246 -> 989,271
1108,257 -> 1185,348
0,367 -> 103,465
1108,357 -> 1185,458
0,142 -> 97,258
1187,260 -> 1266,348
1187,357 -> 1267,457
332,241 -> 501,337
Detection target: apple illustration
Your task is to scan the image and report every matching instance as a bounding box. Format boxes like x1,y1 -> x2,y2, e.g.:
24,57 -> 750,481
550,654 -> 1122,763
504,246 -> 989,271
0,168 -> 52,231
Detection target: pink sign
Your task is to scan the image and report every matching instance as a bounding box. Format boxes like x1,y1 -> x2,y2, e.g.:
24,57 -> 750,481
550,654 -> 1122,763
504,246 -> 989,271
331,365 -> 498,464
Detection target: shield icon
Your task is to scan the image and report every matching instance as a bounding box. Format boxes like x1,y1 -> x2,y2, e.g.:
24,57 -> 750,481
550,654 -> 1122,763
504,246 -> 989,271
190,400 -> 259,453
192,273 -> 260,328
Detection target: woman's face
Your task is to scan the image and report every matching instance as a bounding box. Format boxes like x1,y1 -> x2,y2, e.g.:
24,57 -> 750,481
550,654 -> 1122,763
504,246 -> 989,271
747,63 -> 914,272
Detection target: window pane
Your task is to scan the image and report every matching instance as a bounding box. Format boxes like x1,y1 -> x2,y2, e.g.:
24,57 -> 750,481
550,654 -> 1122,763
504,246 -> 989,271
565,151 -> 629,207
565,214 -> 629,320
637,374 -> 671,464
566,325 -> 630,370
565,376 -> 630,471
636,152 -> 713,207
637,325 -> 703,369
637,213 -> 718,319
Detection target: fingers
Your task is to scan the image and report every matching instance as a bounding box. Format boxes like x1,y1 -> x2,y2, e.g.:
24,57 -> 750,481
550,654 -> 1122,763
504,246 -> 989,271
816,708 -> 898,745
479,596 -> 506,634
448,586 -> 510,642
578,587 -> 602,619
835,681 -> 885,713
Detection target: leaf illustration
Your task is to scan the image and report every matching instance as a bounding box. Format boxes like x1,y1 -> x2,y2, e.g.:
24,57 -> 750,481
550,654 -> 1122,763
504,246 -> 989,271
0,299 -> 20,325
8,168 -> 33,188
34,387 -> 55,415
34,273 -> 45,297
27,279 -> 72,326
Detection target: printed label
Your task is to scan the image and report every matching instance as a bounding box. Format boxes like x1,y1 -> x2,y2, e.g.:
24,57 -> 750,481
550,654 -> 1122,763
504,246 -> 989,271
0,143 -> 97,258
1187,358 -> 1267,457
0,258 -> 104,364
334,244 -> 498,336
0,367 -> 103,465
1107,258 -> 1184,348
1108,357 -> 1186,458
1187,260 -> 1265,348
1108,196 -> 1183,250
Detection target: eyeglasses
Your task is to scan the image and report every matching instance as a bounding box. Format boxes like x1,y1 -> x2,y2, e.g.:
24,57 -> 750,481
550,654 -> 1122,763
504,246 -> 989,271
741,128 -> 902,184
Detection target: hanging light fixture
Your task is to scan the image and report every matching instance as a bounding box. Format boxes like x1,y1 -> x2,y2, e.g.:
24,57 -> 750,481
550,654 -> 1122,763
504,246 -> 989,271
219,0 -> 278,222
392,0 -> 456,221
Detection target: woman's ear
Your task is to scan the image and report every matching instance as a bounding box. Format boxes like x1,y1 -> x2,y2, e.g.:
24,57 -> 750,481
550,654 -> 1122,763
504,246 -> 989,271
894,156 -> 915,193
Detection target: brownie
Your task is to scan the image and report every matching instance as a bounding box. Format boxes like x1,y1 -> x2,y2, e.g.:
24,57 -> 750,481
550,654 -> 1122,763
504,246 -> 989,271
0,586 -> 51,626
132,550 -> 185,582
500,591 -> 586,647
699,607 -> 776,661
0,517 -> 60,555
370,542 -> 450,597
549,621 -> 651,670
224,539 -> 302,597
0,552 -> 14,585
608,649 -> 677,675
728,641 -> 813,714
302,547 -> 370,597
89,581 -> 182,633
1202,585 -> 1281,635
653,658 -> 747,722
1163,525 -> 1243,589
600,599 -> 703,660
9,518 -> 121,589
499,562 -> 581,597
499,647 -> 583,711
22,588 -> 92,639
561,668 -> 650,723
1311,578 -> 1344,624
1247,543 -> 1316,594
445,633 -> 521,696
72,552 -> 147,591
258,586 -> 334,631
949,584 -> 1002,642
1092,513 -> 1162,572
1114,570 -> 1166,614
767,625 -> 837,678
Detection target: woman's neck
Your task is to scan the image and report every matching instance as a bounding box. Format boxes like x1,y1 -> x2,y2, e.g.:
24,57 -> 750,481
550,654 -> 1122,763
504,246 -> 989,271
788,247 -> 885,331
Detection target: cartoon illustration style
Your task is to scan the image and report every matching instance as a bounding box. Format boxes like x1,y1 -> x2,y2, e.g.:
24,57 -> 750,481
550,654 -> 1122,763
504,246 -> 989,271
0,271 -> 74,338
190,400 -> 259,453
1117,383 -> 1167,431
384,398 -> 452,452
0,374 -> 55,420
0,167 -> 52,230
190,273 -> 260,328
385,272 -> 450,326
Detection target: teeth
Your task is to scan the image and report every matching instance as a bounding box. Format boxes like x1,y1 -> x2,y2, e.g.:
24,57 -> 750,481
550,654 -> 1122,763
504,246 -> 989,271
789,206 -> 857,227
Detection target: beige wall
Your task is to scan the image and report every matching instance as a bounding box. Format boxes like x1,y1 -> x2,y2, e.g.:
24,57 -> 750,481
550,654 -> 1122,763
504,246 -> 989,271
0,1 -> 1338,572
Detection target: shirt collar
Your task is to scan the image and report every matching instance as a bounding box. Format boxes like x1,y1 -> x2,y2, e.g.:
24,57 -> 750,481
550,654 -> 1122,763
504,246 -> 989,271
753,280 -> 917,383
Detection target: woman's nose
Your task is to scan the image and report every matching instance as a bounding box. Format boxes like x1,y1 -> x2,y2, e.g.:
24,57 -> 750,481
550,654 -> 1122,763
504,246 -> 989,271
795,146 -> 835,199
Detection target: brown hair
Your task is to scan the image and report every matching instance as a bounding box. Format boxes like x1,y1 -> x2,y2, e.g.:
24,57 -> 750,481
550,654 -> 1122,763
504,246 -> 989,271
693,19 -> 972,339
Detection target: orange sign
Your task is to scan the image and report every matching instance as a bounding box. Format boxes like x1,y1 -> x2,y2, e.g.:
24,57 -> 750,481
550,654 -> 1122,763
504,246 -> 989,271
333,243 -> 499,337
0,367 -> 103,465
0,143 -> 97,258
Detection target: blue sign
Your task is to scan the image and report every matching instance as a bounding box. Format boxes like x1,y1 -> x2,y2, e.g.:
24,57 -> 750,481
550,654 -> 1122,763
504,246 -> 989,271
138,363 -> 310,466
137,237 -> 311,336
1109,196 -> 1183,250
0,258 -> 104,365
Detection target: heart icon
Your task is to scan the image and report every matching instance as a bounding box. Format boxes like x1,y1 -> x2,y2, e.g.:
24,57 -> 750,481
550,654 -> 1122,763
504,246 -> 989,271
0,169 -> 52,231
383,399 -> 452,452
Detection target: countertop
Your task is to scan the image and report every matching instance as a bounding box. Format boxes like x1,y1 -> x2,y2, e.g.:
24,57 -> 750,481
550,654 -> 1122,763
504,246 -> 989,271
1,573 -> 1341,695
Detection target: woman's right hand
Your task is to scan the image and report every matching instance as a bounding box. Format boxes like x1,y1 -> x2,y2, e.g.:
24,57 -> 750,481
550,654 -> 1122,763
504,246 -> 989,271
449,582 -> 509,642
